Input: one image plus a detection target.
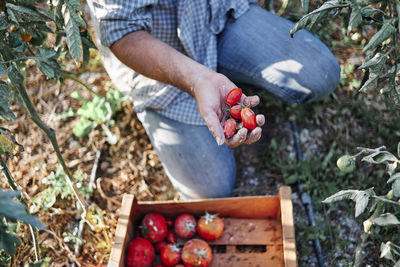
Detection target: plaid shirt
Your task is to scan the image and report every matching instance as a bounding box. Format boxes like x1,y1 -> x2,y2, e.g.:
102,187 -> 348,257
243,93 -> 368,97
88,0 -> 257,125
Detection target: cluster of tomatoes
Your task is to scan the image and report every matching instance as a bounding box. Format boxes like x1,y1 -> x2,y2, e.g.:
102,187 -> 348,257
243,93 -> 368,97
223,88 -> 257,138
126,212 -> 224,267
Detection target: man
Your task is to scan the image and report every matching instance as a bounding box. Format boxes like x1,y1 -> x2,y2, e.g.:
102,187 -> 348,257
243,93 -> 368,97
86,1 -> 340,199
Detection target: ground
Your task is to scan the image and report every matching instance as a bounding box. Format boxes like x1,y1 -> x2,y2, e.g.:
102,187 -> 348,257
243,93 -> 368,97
1,3 -> 399,267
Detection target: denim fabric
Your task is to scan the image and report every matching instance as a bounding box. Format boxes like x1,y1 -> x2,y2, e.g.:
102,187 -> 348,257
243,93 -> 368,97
218,5 -> 341,103
137,110 -> 236,200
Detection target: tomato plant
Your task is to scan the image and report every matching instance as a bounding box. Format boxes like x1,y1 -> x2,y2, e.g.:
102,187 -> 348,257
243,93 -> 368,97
0,0 -> 95,264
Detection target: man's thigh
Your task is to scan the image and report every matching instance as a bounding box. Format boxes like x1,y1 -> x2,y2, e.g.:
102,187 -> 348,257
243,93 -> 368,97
137,109 -> 236,199
218,5 -> 340,103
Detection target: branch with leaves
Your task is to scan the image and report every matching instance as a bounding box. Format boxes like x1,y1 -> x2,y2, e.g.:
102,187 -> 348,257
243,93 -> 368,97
291,0 -> 400,105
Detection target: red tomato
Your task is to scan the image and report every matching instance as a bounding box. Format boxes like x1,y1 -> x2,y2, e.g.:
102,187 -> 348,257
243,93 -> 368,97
161,244 -> 181,266
141,213 -> 168,243
241,107 -> 257,130
229,104 -> 242,119
166,218 -> 174,228
155,265 -> 165,267
197,212 -> 224,241
155,241 -> 168,253
174,213 -> 197,239
166,230 -> 177,244
223,118 -> 237,138
175,265 -> 185,267
181,239 -> 212,267
126,238 -> 155,267
225,88 -> 242,106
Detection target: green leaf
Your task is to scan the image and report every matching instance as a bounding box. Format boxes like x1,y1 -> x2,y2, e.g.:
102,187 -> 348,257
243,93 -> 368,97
387,172 -> 400,183
354,191 -> 369,217
362,151 -> 398,164
73,118 -> 95,137
0,81 -> 17,121
66,3 -> 86,28
393,179 -> 400,198
372,213 -> 400,226
67,0 -> 83,13
64,10 -> 82,62
0,14 -> 10,31
380,242 -> 395,262
359,52 -> 387,70
8,65 -> 24,89
35,61 -> 55,79
322,189 -> 358,203
0,228 -> 22,255
363,21 -> 396,53
397,142 -> 400,158
0,190 -> 46,229
348,3 -> 363,33
0,63 -> 6,76
70,91 -> 86,101
6,3 -> 51,22
290,0 -> 347,36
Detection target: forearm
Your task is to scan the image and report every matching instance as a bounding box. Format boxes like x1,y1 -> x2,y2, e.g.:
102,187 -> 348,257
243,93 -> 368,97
109,30 -> 213,96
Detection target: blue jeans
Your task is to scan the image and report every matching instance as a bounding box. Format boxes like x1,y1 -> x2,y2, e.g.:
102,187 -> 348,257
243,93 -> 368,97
138,5 -> 340,199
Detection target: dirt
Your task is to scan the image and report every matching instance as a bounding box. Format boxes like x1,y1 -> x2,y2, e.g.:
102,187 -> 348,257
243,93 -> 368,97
0,4 -> 378,267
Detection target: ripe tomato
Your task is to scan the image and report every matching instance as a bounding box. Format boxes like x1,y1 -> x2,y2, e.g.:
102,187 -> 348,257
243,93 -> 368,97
182,239 -> 212,267
225,88 -> 242,106
197,212 -> 224,241
126,238 -> 155,267
223,118 -> 237,138
155,241 -> 168,253
155,265 -> 165,267
166,230 -> 177,244
241,107 -> 257,130
160,244 -> 181,266
140,213 -> 168,243
229,104 -> 242,119
174,213 -> 197,239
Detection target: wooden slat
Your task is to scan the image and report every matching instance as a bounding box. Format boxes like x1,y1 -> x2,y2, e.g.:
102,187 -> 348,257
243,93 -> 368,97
210,245 -> 284,267
108,194 -> 137,267
137,195 -> 280,219
208,218 -> 282,245
279,186 -> 298,267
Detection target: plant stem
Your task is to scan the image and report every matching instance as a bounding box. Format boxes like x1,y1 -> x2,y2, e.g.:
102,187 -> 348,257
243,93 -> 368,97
63,73 -> 102,97
13,73 -> 87,214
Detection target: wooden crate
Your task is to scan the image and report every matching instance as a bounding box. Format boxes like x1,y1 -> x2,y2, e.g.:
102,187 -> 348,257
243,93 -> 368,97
108,186 -> 297,267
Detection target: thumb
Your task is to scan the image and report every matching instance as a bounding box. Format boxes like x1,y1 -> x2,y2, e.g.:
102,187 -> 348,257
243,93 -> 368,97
202,112 -> 225,146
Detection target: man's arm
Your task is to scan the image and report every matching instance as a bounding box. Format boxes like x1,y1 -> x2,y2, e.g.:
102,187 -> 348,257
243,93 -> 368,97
110,30 -> 264,147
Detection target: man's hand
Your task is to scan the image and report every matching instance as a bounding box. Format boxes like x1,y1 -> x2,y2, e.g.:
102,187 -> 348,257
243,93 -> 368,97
109,31 -> 264,147
192,72 -> 265,148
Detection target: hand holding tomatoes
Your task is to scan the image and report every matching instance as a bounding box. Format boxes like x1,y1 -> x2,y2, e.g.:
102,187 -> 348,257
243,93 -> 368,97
191,72 -> 264,147
223,87 -> 265,148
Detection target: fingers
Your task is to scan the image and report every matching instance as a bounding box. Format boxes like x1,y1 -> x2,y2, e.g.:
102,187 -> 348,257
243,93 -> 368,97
203,112 -> 225,146
256,114 -> 265,127
225,128 -> 248,148
243,95 -> 260,107
244,127 -> 262,144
